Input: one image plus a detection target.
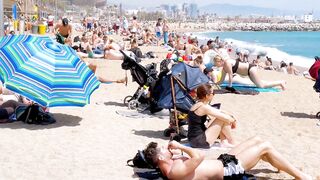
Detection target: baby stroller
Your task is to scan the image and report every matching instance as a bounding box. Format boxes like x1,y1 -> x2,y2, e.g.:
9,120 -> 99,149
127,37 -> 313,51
309,56 -> 320,119
120,50 -> 158,110
152,62 -> 210,141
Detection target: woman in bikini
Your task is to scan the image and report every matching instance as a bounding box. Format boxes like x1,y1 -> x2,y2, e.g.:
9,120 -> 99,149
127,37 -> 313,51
188,84 -> 237,148
213,55 -> 286,90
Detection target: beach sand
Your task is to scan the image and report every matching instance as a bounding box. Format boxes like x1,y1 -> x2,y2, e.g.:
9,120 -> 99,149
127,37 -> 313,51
0,36 -> 319,180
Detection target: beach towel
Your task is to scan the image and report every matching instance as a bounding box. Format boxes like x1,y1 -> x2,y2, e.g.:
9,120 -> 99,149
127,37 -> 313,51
214,88 -> 260,95
220,83 -> 280,93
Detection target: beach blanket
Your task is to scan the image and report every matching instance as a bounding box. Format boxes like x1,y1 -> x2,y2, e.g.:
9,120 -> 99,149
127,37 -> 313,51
214,88 -> 260,95
220,82 -> 280,93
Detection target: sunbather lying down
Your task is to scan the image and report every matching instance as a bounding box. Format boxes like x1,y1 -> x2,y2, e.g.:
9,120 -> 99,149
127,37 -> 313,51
84,60 -> 127,84
142,136 -> 312,180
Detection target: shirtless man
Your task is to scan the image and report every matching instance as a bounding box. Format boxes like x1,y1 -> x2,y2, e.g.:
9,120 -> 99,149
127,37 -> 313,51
143,137 -> 312,180
54,18 -> 72,44
287,62 -> 300,75
185,38 -> 201,59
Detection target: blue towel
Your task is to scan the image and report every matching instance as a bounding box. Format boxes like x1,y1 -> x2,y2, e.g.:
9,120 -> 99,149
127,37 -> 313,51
221,83 -> 280,92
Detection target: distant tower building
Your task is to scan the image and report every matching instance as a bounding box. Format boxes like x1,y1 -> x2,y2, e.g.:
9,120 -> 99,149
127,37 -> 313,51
160,4 -> 170,17
119,3 -> 122,16
171,5 -> 178,18
303,13 -> 313,23
182,3 -> 188,14
189,3 -> 198,19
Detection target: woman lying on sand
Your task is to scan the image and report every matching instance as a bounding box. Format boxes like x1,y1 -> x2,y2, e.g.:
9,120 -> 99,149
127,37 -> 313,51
213,55 -> 286,90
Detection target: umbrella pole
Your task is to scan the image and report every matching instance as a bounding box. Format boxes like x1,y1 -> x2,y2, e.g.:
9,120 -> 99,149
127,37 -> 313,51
170,76 -> 179,135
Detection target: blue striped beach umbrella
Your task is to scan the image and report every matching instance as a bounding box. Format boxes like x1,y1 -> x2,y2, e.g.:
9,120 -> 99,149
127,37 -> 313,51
0,35 -> 100,107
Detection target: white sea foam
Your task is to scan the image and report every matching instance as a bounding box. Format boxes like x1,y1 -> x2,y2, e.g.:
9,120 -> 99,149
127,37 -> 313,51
224,38 -> 313,68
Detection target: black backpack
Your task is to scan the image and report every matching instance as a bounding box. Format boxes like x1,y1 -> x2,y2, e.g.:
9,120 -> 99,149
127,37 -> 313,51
16,104 -> 56,125
127,150 -> 153,169
127,150 -> 167,179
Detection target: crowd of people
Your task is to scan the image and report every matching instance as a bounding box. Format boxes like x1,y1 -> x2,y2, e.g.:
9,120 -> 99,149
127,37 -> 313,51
46,15 -> 316,179
1,14 -> 316,179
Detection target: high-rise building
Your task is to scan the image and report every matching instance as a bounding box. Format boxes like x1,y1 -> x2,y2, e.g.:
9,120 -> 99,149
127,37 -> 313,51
189,3 -> 198,19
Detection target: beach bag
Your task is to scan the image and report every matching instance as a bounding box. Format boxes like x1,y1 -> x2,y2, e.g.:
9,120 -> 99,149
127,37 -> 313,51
16,104 -> 56,125
145,51 -> 156,58
127,150 -> 167,179
56,33 -> 65,44
309,57 -> 320,80
127,150 -> 153,169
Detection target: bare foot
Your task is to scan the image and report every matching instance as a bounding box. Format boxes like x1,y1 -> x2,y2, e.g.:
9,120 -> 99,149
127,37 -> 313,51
116,77 -> 127,84
280,81 -> 286,90
221,140 -> 235,148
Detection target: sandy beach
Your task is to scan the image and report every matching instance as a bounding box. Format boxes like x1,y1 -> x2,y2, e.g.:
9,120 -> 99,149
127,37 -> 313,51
0,35 -> 319,180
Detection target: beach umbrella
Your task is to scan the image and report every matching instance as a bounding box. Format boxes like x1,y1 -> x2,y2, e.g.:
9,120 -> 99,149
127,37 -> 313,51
0,35 -> 100,107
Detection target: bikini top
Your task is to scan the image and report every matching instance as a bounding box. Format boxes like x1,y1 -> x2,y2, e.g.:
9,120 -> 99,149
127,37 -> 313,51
187,105 -> 207,138
232,59 -> 240,73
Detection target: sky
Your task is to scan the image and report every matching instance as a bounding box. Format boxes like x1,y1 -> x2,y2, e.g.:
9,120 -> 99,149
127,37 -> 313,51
107,0 -> 319,11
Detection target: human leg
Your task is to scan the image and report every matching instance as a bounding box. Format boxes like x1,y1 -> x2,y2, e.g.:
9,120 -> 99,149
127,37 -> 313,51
249,67 -> 286,90
205,118 -> 235,146
235,139 -> 311,179
97,76 -> 126,84
104,50 -> 124,60
228,136 -> 263,155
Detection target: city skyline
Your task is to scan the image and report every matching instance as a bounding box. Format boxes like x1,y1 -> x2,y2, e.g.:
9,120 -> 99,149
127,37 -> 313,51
107,0 -> 319,11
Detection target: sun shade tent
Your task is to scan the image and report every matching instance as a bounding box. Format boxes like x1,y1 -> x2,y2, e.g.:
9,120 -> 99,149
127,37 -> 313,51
155,62 -> 210,112
154,62 -> 209,136
0,35 -> 100,107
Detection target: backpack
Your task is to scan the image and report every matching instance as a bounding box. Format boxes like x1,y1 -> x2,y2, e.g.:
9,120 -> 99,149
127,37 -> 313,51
309,57 -> 320,79
127,150 -> 153,169
16,104 -> 56,125
127,150 -> 167,179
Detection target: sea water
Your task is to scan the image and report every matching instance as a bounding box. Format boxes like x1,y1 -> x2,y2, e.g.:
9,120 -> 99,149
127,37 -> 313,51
195,31 -> 320,68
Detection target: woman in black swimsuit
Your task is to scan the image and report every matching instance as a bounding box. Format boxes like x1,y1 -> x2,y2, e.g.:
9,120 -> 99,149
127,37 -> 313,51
214,55 -> 286,90
188,84 -> 237,148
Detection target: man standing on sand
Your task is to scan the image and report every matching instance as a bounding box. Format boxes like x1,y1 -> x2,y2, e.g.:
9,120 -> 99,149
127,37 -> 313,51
143,137 -> 312,180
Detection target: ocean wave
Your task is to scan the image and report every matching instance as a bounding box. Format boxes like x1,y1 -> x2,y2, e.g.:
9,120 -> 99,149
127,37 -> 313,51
194,32 -> 314,68
224,38 -> 314,68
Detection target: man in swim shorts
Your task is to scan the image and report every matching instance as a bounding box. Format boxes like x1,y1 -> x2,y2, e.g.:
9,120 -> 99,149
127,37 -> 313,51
142,137 -> 312,180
